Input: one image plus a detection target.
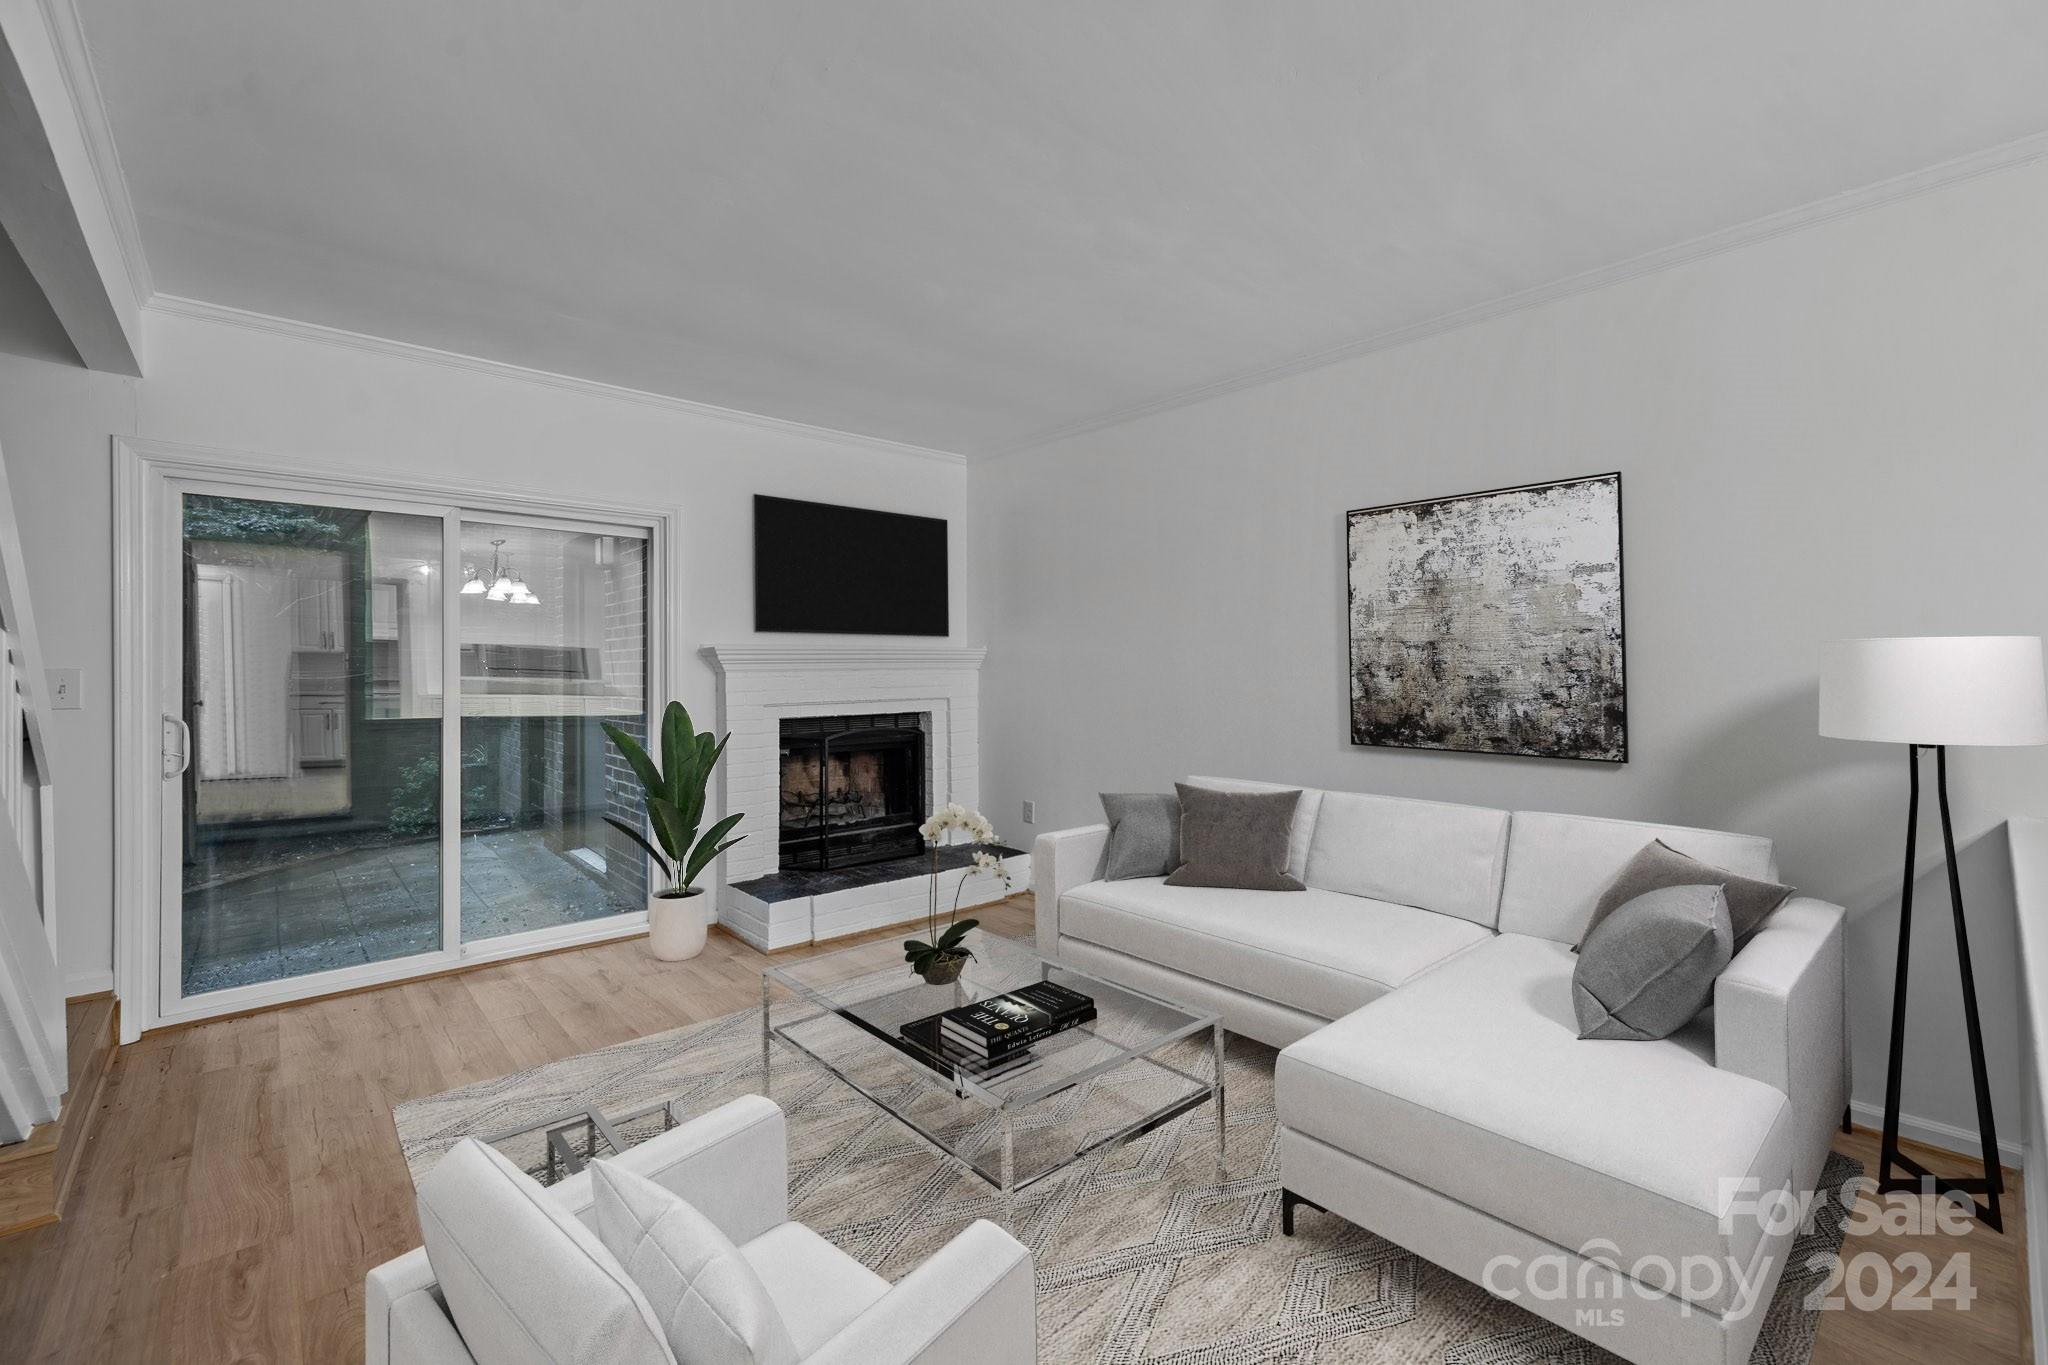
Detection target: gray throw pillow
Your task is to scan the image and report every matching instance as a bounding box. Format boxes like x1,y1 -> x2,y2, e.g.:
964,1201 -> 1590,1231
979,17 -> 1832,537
1579,839 -> 1794,949
1164,783 -> 1306,891
1573,884 -> 1733,1041
1100,793 -> 1181,880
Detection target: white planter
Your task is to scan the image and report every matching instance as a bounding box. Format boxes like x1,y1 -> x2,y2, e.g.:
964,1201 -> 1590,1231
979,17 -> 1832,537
647,890 -> 709,961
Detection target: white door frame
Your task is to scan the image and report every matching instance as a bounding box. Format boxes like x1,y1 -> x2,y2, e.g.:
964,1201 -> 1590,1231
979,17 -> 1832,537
112,436 -> 682,1042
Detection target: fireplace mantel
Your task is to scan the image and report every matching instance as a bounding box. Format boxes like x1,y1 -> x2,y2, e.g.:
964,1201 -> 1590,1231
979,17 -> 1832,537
702,644 -> 987,674
701,641 -> 990,948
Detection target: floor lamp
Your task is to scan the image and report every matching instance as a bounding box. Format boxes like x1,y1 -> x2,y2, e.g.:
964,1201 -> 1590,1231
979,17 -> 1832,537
1819,635 -> 2048,1232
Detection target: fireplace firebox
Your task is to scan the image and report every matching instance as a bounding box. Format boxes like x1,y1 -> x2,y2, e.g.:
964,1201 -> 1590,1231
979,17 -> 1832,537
778,713 -> 927,872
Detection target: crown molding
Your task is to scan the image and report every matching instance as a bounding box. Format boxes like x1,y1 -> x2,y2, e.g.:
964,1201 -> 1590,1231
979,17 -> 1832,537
988,129 -> 2048,459
140,294 -> 971,467
31,0 -> 153,304
701,644 -> 987,674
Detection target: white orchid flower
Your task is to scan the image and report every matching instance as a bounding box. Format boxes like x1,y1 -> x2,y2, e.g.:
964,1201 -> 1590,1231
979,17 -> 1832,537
921,803 -> 1001,847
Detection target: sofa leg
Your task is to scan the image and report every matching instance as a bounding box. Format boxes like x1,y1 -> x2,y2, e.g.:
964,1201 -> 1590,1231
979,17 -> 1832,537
1280,1187 -> 1324,1236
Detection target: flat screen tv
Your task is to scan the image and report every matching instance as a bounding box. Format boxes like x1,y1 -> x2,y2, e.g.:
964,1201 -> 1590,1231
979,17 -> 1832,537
754,495 -> 949,636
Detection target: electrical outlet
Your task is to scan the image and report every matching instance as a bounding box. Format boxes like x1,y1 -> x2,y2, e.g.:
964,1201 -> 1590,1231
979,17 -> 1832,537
1022,800 -> 1036,825
46,668 -> 81,710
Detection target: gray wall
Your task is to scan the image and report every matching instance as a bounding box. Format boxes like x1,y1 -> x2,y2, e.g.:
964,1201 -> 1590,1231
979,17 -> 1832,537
971,159 -> 2048,1157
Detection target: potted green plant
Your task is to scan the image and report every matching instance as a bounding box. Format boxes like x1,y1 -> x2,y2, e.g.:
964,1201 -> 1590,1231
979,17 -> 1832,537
904,803 -> 1011,984
602,701 -> 744,961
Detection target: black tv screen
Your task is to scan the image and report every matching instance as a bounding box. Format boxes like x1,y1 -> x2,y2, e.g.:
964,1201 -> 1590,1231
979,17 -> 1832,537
754,496 -> 949,636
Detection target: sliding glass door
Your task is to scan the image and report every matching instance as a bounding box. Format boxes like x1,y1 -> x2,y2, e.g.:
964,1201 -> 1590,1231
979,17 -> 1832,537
179,493 -> 447,995
164,482 -> 657,1015
457,519 -> 649,943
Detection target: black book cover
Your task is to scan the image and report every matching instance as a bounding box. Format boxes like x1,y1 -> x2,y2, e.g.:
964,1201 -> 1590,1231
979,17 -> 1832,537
939,984 -> 1097,1057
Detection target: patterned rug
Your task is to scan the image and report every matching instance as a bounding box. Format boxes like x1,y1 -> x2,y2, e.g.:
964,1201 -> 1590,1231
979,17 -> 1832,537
394,957 -> 1857,1364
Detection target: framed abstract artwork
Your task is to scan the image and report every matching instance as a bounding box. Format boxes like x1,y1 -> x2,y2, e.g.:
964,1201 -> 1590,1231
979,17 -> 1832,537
1345,472 -> 1626,762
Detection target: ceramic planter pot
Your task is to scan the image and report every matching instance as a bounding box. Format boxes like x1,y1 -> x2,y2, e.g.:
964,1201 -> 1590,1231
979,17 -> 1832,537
648,888 -> 708,961
918,952 -> 969,985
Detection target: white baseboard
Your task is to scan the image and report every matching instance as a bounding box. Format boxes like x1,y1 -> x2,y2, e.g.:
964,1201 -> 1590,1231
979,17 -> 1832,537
2029,1144 -> 2048,1365
1847,1099 -> 2025,1167
64,970 -> 113,1000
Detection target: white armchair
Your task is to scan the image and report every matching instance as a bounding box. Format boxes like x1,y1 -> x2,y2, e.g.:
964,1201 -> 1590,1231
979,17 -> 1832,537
366,1095 -> 1036,1365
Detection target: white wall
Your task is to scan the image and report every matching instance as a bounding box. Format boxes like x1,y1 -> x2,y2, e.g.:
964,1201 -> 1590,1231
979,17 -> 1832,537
0,307 -> 973,993
972,161 -> 2048,1156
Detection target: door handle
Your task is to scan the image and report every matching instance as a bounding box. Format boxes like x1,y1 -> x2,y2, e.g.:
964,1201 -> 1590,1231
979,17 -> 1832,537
162,713 -> 191,779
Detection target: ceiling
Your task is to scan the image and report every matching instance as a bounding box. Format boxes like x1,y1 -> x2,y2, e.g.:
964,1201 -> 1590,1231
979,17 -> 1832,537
72,2 -> 2048,455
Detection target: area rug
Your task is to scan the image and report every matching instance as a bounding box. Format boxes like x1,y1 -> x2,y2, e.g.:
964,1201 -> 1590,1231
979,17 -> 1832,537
394,975 -> 1858,1364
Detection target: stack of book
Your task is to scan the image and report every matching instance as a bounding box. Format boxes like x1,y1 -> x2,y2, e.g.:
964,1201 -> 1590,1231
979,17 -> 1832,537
896,981 -> 1096,1090
939,981 -> 1097,1059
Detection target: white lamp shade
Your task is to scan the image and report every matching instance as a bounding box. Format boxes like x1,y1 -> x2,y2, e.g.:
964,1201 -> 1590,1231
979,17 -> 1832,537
1820,636 -> 2048,746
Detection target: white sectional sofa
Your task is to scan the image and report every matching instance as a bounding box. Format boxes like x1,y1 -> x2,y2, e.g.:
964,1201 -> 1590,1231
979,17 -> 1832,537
1035,777 -> 1847,1365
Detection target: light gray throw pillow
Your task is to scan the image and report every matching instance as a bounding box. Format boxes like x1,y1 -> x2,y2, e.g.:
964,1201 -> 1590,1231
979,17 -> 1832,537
1164,783 -> 1305,892
590,1158 -> 798,1365
1579,838 -> 1794,949
1573,883 -> 1733,1041
1100,792 -> 1181,880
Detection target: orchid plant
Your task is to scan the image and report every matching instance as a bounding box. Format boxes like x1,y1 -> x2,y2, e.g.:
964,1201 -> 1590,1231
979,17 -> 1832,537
904,803 -> 1011,981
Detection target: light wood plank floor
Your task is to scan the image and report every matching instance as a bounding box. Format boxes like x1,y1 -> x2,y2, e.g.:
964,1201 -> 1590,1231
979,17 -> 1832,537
0,897 -> 2028,1363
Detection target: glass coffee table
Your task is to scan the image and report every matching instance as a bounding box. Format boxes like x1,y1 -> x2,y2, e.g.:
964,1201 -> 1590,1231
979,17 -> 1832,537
761,930 -> 1225,1224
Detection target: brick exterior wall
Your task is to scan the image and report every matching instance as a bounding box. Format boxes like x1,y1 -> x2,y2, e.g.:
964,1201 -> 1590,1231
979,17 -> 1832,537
600,536 -> 650,899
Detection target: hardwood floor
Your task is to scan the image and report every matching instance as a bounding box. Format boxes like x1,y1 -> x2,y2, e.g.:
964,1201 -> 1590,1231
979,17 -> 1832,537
0,897 -> 2029,1363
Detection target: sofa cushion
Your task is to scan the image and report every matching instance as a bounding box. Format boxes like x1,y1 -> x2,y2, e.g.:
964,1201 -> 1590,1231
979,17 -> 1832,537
1060,878 -> 1489,1020
1582,838 -> 1795,947
1573,884 -> 1733,1040
590,1160 -> 798,1365
738,1221 -> 890,1357
1165,784 -> 1305,891
1186,776 -> 1323,883
416,1138 -> 676,1365
1275,934 -> 1794,1313
1302,791 -> 1509,927
1498,811 -> 1777,944
1099,792 -> 1181,880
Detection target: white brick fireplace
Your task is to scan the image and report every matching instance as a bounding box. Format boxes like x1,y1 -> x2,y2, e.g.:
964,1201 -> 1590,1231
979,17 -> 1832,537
701,644 -> 1004,948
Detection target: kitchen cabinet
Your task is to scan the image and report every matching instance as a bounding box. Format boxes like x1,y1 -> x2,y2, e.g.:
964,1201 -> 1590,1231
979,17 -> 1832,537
369,581 -> 400,641
295,700 -> 346,766
293,574 -> 344,652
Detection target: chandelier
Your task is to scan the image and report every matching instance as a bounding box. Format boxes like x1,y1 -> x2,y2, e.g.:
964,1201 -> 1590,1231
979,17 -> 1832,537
460,539 -> 539,605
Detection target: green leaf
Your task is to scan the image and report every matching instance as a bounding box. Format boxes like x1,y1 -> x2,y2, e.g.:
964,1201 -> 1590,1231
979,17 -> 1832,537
660,702 -> 694,807
603,814 -> 673,881
936,918 -> 978,950
675,732 -> 728,832
600,723 -> 663,799
683,814 -> 746,888
646,795 -> 694,863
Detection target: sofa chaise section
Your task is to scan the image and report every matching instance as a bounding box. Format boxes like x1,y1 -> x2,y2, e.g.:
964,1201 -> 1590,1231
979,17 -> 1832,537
1275,933 -> 1795,1316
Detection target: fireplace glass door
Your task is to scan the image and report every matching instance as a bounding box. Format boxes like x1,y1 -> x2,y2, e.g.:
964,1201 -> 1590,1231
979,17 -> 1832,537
778,714 -> 926,872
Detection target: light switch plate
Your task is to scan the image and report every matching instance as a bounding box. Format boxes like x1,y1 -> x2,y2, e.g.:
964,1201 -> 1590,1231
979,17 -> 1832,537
46,668 -> 81,710
1022,799 -> 1036,825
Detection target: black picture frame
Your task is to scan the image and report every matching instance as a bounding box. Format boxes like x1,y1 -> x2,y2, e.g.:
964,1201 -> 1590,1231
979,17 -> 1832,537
1344,471 -> 1627,763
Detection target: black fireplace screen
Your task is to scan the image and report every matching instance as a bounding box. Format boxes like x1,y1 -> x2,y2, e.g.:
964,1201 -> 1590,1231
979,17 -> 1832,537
778,714 -> 927,872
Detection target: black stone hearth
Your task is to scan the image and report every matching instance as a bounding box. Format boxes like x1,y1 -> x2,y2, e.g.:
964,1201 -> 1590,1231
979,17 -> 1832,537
733,843 -> 1026,904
